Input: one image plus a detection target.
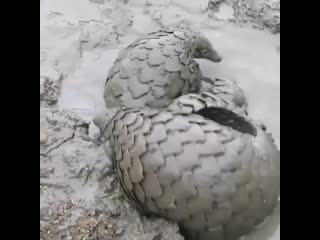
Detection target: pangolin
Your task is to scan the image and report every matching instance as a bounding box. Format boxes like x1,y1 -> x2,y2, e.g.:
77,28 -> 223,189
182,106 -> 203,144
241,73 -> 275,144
98,28 -> 279,240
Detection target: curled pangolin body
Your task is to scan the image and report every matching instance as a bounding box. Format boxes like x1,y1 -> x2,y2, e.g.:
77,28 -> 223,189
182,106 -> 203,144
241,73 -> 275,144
103,28 -> 223,110
99,28 -> 280,240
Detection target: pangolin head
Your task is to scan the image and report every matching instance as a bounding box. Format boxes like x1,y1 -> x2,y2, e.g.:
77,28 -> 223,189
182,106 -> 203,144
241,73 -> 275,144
193,34 -> 222,63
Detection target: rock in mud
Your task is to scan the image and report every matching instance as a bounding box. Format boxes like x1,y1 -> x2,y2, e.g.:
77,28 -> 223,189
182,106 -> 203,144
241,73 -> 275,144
40,66 -> 64,107
233,0 -> 280,33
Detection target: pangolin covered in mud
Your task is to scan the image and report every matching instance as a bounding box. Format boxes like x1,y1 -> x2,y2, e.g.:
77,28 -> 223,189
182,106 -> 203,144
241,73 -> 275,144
103,28 -> 225,109
97,28 -> 279,240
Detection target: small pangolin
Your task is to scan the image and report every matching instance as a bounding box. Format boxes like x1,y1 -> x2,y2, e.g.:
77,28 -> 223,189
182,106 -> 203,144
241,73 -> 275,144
103,28 -> 223,110
97,28 -> 280,240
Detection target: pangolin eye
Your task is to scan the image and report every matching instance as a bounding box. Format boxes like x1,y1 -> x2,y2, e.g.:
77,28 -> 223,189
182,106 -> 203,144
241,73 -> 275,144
201,49 -> 208,55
